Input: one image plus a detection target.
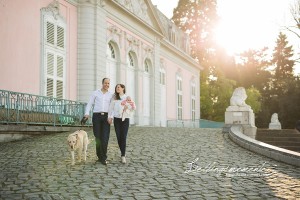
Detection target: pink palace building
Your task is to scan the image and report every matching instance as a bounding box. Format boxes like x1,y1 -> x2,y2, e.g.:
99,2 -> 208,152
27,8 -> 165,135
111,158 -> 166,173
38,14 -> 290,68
0,0 -> 202,127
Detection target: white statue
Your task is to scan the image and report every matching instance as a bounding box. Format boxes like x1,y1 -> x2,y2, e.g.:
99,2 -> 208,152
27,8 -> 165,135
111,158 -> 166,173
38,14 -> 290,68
271,113 -> 279,123
230,87 -> 250,107
225,87 -> 256,137
269,113 -> 281,130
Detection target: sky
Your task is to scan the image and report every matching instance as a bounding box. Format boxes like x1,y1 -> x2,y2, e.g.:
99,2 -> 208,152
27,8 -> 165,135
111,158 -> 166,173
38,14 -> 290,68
151,0 -> 300,74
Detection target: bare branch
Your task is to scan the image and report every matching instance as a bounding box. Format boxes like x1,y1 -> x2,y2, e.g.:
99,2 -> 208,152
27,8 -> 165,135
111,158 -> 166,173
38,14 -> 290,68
288,0 -> 300,38
284,26 -> 300,38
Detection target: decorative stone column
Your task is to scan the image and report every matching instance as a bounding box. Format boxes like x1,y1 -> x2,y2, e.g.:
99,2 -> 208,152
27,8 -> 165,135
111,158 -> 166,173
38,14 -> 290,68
224,87 -> 257,138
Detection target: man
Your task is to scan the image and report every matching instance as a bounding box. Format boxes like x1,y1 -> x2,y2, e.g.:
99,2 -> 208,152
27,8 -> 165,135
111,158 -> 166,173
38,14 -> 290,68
84,78 -> 113,165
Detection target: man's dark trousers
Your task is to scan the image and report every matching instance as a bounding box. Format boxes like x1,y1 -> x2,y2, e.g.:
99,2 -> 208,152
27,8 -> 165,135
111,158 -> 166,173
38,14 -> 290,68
92,113 -> 110,162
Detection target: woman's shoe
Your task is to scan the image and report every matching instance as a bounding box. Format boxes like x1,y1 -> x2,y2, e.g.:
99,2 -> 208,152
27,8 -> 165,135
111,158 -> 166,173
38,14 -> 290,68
121,156 -> 126,164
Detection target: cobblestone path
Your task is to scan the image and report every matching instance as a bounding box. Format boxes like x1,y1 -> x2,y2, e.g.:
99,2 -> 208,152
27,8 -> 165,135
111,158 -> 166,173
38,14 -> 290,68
0,127 -> 299,199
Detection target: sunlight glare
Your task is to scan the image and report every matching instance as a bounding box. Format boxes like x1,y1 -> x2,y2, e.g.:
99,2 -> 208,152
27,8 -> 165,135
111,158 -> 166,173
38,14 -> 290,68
214,0 -> 291,55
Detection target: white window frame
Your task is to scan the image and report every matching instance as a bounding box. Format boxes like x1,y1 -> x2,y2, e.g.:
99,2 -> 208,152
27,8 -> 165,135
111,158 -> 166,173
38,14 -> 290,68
160,68 -> 166,85
128,52 -> 135,68
107,42 -> 116,59
191,82 -> 196,121
177,75 -> 183,120
41,8 -> 66,99
144,60 -> 150,73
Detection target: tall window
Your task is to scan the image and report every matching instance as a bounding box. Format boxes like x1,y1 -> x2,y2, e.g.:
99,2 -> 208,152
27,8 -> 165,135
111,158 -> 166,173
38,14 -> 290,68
143,59 -> 151,124
144,60 -> 149,73
177,76 -> 183,120
106,42 -> 117,93
107,43 -> 115,59
128,52 -> 134,67
159,68 -> 165,85
127,52 -> 136,124
42,8 -> 66,99
191,82 -> 196,121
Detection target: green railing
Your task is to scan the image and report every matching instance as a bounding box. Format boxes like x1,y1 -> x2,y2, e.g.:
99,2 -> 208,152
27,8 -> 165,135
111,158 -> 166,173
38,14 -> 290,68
0,89 -> 89,126
199,119 -> 224,128
167,120 -> 200,128
167,119 -> 224,128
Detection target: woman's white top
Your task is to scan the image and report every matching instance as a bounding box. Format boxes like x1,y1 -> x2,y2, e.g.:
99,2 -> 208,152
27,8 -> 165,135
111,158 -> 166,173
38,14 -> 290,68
108,94 -> 135,119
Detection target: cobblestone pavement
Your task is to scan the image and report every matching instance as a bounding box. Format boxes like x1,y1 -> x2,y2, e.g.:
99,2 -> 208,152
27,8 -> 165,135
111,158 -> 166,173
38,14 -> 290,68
0,127 -> 299,200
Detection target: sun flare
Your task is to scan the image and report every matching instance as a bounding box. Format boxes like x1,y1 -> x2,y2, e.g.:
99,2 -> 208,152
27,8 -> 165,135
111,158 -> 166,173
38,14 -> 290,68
213,0 -> 291,55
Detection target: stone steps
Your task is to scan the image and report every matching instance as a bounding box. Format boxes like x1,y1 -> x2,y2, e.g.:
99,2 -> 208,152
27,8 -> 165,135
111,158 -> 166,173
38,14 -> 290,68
256,129 -> 300,153
255,136 -> 300,142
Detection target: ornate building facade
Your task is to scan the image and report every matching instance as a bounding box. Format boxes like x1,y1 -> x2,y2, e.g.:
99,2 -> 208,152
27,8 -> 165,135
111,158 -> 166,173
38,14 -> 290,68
0,0 -> 201,126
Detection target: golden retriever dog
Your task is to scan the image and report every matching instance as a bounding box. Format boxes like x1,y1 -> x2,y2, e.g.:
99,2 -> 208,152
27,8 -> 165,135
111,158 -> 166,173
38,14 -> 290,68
67,130 -> 89,165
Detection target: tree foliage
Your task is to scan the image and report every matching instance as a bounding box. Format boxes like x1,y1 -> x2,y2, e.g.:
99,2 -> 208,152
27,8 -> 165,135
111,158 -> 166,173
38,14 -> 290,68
245,86 -> 262,114
257,32 -> 298,128
236,48 -> 272,92
271,32 -> 295,95
172,0 -> 218,63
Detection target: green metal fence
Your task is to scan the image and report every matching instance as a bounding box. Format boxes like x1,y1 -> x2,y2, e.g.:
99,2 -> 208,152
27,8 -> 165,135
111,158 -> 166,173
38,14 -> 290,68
199,119 -> 224,128
0,90 -> 89,126
167,119 -> 224,128
167,120 -> 200,128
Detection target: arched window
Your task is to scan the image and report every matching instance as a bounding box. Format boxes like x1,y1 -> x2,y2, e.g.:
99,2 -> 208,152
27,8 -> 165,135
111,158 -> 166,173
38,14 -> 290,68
126,51 -> 136,124
106,41 -> 118,93
128,52 -> 134,67
144,60 -> 150,73
107,43 -> 115,59
159,68 -> 165,85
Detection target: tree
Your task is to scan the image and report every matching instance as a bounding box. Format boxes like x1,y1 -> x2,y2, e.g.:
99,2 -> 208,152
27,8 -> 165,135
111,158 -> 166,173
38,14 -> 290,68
172,0 -> 218,63
245,86 -> 262,114
287,0 -> 300,64
278,78 -> 300,128
200,67 -> 236,121
287,0 -> 300,39
257,32 -> 297,128
271,32 -> 295,95
236,48 -> 272,92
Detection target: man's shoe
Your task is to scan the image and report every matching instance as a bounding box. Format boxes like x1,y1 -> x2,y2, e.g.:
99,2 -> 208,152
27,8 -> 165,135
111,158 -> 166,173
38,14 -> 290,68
121,156 -> 126,164
101,160 -> 108,165
96,159 -> 108,165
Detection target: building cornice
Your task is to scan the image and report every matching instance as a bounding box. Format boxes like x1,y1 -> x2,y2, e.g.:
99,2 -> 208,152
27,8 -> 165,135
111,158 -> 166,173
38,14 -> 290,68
65,0 -> 78,6
109,0 -> 164,39
161,39 -> 202,70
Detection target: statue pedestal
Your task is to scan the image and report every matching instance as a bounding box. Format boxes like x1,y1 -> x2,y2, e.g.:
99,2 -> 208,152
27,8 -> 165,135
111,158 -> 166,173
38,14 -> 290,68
224,106 -> 257,138
225,106 -> 255,126
269,123 -> 281,130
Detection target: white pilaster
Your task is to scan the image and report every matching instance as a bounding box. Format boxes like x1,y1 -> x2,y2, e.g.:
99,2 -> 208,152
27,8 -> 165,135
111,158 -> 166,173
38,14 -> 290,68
77,0 -> 107,102
153,38 -> 161,126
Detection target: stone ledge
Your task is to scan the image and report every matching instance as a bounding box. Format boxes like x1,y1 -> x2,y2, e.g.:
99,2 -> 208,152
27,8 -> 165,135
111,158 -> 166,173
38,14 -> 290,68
0,124 -> 92,143
0,124 -> 92,133
228,125 -> 300,167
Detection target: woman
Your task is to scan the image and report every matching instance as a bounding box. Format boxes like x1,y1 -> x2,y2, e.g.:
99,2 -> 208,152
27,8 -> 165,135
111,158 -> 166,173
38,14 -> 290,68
108,84 -> 136,164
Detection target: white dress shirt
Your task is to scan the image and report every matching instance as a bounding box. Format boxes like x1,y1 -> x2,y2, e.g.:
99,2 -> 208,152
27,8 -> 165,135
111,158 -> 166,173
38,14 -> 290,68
84,89 -> 113,115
